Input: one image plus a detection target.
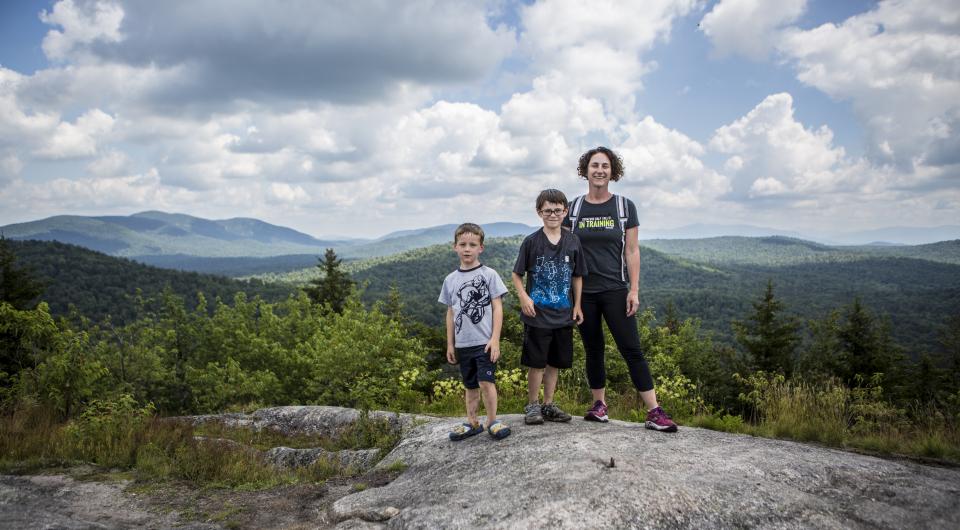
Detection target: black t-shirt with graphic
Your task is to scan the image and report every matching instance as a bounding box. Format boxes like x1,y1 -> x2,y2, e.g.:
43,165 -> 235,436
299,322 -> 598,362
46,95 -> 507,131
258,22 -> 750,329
563,195 -> 639,294
513,229 -> 587,329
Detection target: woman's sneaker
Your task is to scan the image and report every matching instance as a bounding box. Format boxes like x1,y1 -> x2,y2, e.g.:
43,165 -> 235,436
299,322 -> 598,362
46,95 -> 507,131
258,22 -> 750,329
584,400 -> 609,422
541,403 -> 572,422
645,406 -> 678,432
524,403 -> 544,425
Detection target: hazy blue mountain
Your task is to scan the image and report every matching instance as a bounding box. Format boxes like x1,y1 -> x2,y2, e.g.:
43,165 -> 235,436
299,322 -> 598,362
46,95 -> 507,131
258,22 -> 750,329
1,211 -> 351,258
642,236 -> 960,266
340,222 -> 536,259
825,225 -> 960,245
639,223 -> 804,239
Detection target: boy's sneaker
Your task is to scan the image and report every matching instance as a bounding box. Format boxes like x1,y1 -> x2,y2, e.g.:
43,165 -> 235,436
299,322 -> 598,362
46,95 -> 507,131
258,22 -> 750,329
645,406 -> 678,433
584,400 -> 609,422
541,403 -> 572,422
524,403 -> 544,425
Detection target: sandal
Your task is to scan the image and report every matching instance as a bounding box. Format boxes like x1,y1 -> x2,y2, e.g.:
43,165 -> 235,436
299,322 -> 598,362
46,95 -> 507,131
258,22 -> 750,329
449,422 -> 483,441
487,420 -> 511,440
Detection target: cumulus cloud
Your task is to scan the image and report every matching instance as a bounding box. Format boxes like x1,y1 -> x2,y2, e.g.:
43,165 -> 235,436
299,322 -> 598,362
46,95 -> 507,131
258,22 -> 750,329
37,0 -> 514,107
699,0 -> 806,60
776,0 -> 960,171
709,93 -> 855,200
40,0 -> 124,60
618,117 -> 730,209
35,108 -> 114,159
517,0 -> 699,121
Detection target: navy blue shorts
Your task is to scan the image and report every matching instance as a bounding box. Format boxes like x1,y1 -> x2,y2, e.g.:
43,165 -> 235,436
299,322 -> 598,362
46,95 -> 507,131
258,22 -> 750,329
456,344 -> 496,389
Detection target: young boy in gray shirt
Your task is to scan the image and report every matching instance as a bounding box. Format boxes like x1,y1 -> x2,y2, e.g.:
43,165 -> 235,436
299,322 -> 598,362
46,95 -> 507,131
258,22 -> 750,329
438,223 -> 511,441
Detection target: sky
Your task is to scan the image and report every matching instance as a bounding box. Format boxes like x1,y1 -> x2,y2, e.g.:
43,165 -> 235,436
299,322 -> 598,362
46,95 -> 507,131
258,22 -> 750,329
0,0 -> 958,239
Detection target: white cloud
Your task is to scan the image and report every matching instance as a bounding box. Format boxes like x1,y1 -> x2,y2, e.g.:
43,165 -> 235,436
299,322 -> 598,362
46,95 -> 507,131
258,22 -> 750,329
518,0 -> 699,120
0,155 -> 23,182
618,116 -> 730,208
699,0 -> 806,60
86,150 -> 129,177
34,108 -> 115,159
268,182 -> 310,205
40,0 -> 125,61
777,0 -> 960,169
33,168 -> 162,208
710,93 -> 855,199
36,0 -> 515,106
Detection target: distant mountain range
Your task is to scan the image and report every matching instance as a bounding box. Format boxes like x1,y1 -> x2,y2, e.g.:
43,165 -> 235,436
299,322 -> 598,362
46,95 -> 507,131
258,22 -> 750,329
3,212 -> 958,271
641,223 -> 960,246
0,211 -> 535,262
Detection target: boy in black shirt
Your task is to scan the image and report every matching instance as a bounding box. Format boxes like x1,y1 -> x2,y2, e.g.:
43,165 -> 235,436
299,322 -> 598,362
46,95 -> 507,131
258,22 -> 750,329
512,189 -> 587,424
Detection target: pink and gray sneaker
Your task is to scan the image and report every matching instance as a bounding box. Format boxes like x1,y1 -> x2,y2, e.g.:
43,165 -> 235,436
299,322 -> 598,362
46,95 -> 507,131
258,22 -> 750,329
645,406 -> 678,432
584,400 -> 609,422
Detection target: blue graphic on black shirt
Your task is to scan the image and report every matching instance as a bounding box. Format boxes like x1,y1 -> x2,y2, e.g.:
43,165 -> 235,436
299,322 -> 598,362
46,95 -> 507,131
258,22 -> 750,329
530,256 -> 572,310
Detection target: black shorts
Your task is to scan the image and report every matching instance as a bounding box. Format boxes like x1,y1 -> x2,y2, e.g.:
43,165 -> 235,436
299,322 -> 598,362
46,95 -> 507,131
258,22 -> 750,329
456,344 -> 496,389
521,324 -> 573,369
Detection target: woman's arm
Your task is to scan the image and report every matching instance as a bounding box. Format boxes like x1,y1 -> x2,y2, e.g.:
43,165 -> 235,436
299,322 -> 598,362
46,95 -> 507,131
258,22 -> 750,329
624,226 -> 640,317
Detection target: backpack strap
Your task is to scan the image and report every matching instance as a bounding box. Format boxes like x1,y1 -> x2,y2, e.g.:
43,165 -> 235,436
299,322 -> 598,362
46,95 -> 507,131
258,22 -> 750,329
568,195 -> 585,232
616,195 -> 628,281
616,194 -> 628,232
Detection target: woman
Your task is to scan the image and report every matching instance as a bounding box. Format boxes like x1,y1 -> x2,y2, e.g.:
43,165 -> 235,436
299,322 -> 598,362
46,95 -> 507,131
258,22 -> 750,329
564,146 -> 677,432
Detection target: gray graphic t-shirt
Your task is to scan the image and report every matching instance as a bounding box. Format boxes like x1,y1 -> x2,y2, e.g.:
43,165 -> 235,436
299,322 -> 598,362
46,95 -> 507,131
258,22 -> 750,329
438,264 -> 508,348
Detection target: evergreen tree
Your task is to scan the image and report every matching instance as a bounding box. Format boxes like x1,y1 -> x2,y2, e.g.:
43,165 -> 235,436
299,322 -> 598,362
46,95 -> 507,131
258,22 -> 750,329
305,248 -> 354,313
0,236 -> 44,310
796,310 -> 844,381
732,279 -> 801,376
938,314 -> 960,393
837,298 -> 904,387
383,283 -> 406,325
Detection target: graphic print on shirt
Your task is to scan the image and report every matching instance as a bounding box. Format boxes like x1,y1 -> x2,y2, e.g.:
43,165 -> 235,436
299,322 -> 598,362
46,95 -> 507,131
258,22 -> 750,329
577,216 -> 615,230
530,255 -> 572,310
455,274 -> 492,334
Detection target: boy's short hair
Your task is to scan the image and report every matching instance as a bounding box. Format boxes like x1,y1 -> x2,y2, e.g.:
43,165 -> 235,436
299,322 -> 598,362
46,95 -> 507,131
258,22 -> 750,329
577,146 -> 624,182
454,223 -> 485,244
536,189 -> 568,211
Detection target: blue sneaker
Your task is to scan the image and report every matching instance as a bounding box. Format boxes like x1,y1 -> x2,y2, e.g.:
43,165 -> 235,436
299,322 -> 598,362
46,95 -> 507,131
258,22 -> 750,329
487,420 -> 511,440
449,422 -> 483,441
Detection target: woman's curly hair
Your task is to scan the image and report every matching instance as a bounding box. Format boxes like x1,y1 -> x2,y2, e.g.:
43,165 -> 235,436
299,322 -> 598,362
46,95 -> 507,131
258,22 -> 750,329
577,146 -> 624,182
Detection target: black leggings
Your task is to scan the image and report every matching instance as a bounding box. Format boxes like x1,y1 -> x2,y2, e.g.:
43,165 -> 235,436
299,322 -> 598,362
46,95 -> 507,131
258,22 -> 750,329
578,289 -> 654,392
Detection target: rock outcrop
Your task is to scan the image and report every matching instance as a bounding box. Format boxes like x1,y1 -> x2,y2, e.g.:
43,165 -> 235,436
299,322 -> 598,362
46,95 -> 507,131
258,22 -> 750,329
326,410 -> 960,529
4,406 -> 958,529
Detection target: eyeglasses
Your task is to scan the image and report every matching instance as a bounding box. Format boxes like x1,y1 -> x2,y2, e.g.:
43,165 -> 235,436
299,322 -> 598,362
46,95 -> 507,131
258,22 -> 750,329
539,208 -> 565,217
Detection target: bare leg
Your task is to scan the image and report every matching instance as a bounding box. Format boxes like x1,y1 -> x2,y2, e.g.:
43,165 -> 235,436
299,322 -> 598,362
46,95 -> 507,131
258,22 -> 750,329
479,381 -> 498,427
591,387 -> 606,404
527,368 -> 544,404
465,388 -> 481,427
639,389 -> 660,410
542,366 -> 560,404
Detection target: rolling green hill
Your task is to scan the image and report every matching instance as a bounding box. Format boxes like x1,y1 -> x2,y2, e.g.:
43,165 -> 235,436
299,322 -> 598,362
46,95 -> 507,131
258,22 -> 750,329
286,237 -> 958,356
8,240 -> 294,323
642,236 -> 960,266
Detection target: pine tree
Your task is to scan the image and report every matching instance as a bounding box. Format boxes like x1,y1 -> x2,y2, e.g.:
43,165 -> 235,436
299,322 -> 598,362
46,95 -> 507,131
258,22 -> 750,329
836,298 -> 903,387
732,279 -> 801,376
383,283 -> 407,325
938,314 -> 960,393
305,248 -> 354,313
0,236 -> 44,309
796,310 -> 844,381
